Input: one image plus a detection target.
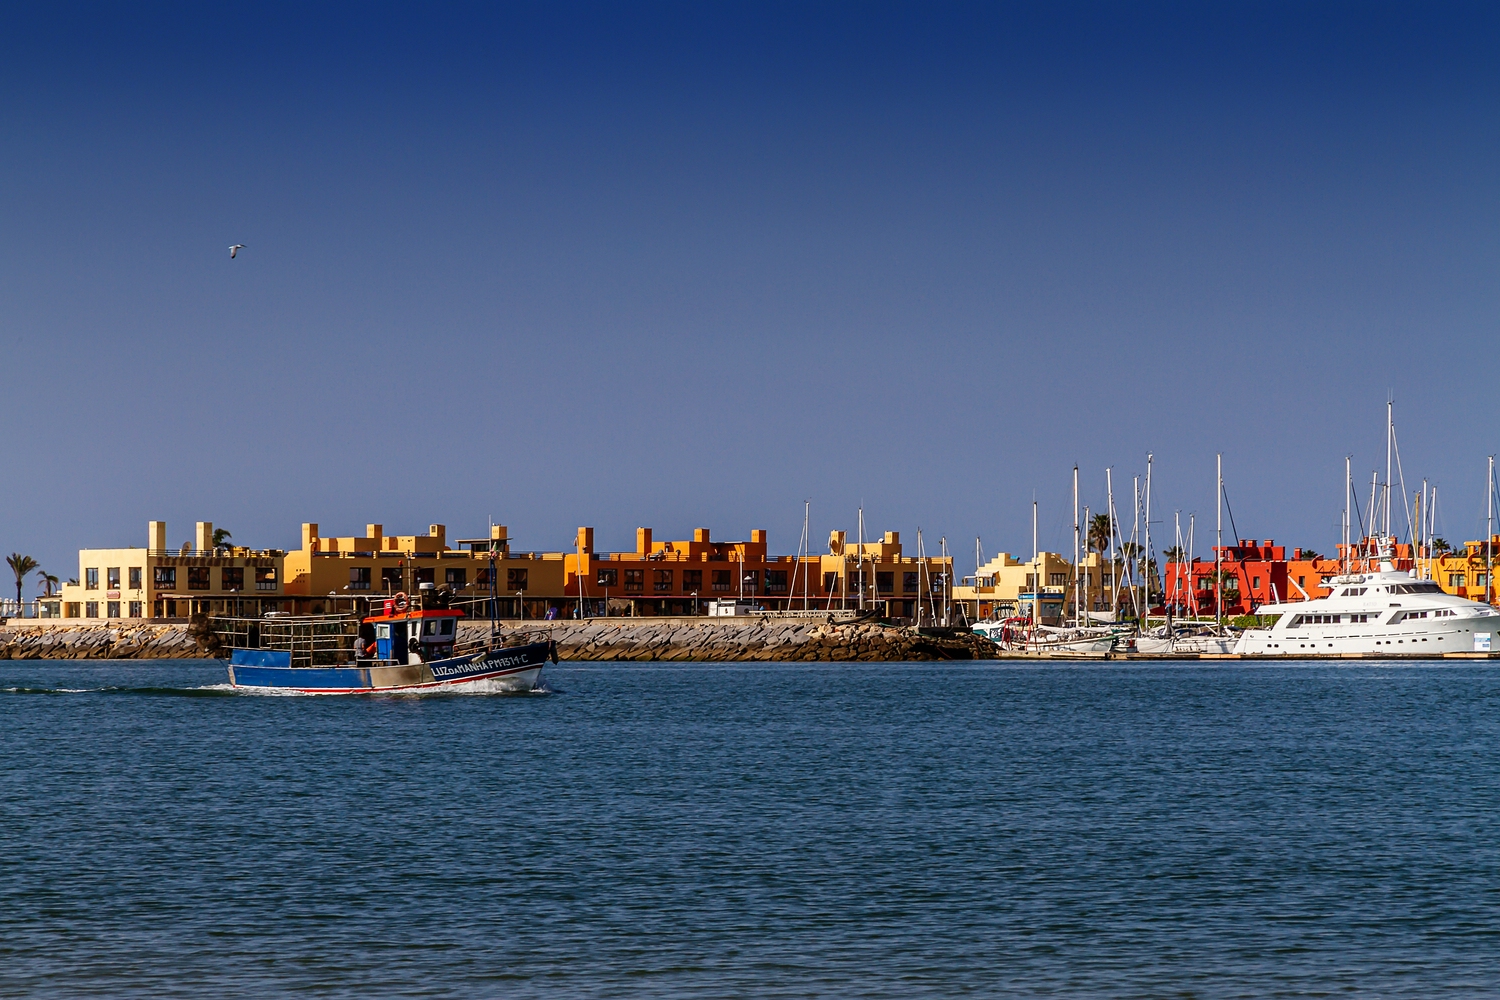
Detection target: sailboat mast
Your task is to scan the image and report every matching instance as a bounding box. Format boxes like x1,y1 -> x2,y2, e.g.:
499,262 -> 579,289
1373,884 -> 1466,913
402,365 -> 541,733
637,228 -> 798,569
1350,455 -> 1362,575
1106,468 -> 1117,616
1215,453 -> 1223,629
857,506 -> 865,611
974,536 -> 982,623
1144,454 -> 1153,629
1385,400 -> 1393,542
1488,457 -> 1494,606
1073,465 -> 1080,626
1032,499 -> 1039,632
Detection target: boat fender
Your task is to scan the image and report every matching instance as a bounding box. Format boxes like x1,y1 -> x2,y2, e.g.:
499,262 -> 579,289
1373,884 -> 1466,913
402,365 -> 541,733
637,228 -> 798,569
392,592 -> 409,612
549,640 -> 559,664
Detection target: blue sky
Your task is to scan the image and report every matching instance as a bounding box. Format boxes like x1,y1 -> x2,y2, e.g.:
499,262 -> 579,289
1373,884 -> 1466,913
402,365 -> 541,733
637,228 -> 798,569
2,2 -> 1497,587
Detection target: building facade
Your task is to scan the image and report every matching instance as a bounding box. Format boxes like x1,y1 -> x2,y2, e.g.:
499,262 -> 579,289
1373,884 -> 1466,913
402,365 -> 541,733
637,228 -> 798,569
48,521 -> 287,621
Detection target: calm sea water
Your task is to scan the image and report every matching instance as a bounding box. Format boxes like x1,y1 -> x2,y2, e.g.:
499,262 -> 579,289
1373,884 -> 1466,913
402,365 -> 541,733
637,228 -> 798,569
2,660 -> 1499,998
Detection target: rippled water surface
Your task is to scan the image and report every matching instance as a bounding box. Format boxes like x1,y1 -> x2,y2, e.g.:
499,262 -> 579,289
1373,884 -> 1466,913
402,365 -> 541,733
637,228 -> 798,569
3,659 -> 1499,998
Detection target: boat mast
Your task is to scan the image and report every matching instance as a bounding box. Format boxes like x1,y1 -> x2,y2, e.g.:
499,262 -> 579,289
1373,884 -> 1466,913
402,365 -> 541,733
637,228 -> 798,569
1215,453 -> 1222,630
1143,454 -> 1153,630
1132,475 -> 1141,622
1107,468 -> 1117,617
1350,455 -> 1362,578
857,506 -> 865,612
974,536 -> 982,623
1488,456 -> 1494,607
1385,399 -> 1393,546
1073,465 -> 1080,626
915,528 -> 923,629
1032,499 -> 1039,633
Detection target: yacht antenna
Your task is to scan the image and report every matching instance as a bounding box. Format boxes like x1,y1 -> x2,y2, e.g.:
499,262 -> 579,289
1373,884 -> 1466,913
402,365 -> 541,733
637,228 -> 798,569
1216,453 -> 1223,630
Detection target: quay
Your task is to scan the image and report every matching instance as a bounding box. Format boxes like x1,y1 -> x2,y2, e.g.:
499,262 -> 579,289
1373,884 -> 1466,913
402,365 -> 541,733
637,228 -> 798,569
0,616 -> 996,663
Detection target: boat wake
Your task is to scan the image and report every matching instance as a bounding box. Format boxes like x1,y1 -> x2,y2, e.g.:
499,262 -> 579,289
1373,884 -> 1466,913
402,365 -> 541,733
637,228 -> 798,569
1,684 -> 235,697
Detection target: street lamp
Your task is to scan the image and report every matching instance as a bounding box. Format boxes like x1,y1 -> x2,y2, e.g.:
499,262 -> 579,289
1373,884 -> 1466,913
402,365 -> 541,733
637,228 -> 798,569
691,590 -> 699,615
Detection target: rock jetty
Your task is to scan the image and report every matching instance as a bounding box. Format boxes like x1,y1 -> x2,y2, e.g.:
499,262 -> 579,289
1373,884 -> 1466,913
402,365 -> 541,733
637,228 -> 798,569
474,617 -> 996,662
0,616 -> 995,662
0,622 -> 202,660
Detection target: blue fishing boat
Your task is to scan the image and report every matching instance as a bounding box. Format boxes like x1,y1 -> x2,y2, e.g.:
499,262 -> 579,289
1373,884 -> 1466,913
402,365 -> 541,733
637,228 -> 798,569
215,587 -> 555,694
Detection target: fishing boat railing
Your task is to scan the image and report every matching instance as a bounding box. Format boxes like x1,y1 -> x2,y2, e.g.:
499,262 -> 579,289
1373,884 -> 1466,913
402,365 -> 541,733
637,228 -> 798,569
211,614 -> 360,667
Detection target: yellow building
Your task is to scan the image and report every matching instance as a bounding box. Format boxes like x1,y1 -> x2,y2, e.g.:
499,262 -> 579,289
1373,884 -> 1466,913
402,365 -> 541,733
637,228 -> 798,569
47,520 -> 286,621
951,550 -> 1114,624
1418,535 -> 1500,603
282,522 -> 568,619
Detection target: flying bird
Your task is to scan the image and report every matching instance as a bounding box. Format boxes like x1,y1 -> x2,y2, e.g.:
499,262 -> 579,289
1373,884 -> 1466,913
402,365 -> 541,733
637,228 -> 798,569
228,244 -> 245,258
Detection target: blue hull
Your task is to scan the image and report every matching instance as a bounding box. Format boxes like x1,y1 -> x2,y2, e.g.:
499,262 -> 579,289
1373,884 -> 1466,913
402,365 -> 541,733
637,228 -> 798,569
227,642 -> 552,694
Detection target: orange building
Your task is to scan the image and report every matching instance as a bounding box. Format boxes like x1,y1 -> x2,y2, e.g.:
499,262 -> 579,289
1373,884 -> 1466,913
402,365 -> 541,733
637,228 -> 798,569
1162,537 -> 1417,617
563,526 -> 954,619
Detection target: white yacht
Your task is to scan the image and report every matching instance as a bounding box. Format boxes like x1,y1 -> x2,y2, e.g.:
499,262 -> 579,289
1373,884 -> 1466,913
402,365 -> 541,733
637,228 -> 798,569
1234,550 -> 1500,656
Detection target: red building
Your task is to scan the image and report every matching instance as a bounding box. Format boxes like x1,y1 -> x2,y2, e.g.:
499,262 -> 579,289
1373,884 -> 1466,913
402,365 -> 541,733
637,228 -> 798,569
1160,538 -> 1411,617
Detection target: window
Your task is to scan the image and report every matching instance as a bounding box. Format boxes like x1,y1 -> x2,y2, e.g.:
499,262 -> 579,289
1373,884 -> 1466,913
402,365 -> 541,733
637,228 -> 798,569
255,566 -> 277,591
1450,574 -> 1466,587
1049,572 -> 1068,587
349,567 -> 371,591
507,568 -> 529,591
596,568 -> 618,587
765,570 -> 788,593
1103,573 -> 1114,588
107,601 -> 120,618
1297,576 -> 1305,587
107,567 -> 121,590
85,601 -> 99,618
475,568 -> 492,587
413,567 -> 435,586
1252,576 -> 1261,589
682,570 -> 702,592
128,601 -> 142,618
876,572 -> 894,595
154,567 -> 176,589
824,572 -> 840,594
623,569 -> 643,593
188,567 -> 211,590
381,567 -> 403,591
218,567 -> 242,591
85,568 -> 99,590
903,572 -> 918,593
741,570 -> 759,593
711,569 -> 731,592
129,567 -> 142,590
653,569 -> 673,593
1341,587 -> 1367,597
445,568 -> 466,589
65,602 -> 80,618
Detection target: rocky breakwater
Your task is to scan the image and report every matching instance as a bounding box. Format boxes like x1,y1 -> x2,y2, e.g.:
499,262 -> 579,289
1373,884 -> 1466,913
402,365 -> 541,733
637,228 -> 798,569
0,622 -> 200,660
471,617 -> 997,662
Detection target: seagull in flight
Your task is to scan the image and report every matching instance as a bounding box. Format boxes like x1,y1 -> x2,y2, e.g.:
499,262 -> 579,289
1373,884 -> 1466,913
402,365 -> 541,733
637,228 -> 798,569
228,244 -> 246,259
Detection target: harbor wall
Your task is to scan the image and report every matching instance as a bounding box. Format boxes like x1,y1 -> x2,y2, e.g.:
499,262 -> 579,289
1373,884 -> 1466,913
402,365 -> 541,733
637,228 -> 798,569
0,617 -> 997,662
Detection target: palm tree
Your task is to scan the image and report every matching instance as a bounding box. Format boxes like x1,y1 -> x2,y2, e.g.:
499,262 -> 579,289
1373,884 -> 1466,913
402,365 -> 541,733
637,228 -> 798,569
1432,537 -> 1453,555
7,553 -> 39,608
1087,513 -> 1112,556
212,528 -> 232,552
1161,545 -> 1184,563
36,570 -> 59,596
